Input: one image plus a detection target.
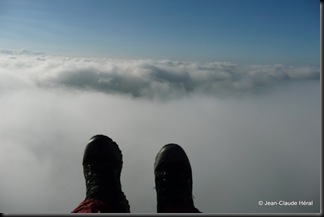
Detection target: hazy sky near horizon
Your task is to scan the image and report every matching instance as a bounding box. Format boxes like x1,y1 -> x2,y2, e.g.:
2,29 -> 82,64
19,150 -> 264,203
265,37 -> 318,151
0,0 -> 321,214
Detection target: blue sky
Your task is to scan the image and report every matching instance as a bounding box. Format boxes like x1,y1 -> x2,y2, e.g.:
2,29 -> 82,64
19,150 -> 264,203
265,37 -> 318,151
0,0 -> 320,65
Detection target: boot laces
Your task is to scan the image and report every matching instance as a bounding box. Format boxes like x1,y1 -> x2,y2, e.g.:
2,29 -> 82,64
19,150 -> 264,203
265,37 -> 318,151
84,164 -> 130,212
156,170 -> 192,203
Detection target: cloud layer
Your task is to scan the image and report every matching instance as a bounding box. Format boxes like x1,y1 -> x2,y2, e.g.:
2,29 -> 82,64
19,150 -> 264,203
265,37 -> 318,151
0,49 -> 321,213
0,49 -> 320,99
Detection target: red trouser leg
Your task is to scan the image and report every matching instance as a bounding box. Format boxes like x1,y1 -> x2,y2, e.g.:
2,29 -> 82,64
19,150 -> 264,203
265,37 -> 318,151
72,198 -> 113,213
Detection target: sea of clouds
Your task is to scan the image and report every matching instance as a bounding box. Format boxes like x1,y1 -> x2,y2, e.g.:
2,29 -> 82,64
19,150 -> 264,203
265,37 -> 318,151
0,49 -> 320,213
0,49 -> 319,99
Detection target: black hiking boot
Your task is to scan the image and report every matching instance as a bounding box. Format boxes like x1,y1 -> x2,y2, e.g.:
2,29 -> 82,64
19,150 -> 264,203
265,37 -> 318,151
82,135 -> 130,212
154,143 -> 201,213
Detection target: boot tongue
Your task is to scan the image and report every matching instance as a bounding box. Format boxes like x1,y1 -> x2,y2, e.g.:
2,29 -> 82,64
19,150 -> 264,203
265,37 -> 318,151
157,171 -> 193,207
84,164 -> 121,201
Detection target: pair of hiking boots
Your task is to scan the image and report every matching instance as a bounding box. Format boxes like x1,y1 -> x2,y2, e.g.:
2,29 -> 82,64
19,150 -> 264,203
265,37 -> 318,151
72,134 -> 200,213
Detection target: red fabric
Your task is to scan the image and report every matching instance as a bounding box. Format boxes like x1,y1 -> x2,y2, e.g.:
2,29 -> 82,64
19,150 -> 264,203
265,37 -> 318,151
72,198 -> 112,213
72,198 -> 201,213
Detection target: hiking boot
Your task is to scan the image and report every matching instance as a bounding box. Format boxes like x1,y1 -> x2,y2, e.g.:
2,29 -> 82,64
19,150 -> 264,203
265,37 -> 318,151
82,135 -> 130,212
154,143 -> 201,213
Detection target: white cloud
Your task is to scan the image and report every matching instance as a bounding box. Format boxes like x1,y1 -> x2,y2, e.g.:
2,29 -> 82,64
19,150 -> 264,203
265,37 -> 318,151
0,50 -> 320,213
0,49 -> 319,99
